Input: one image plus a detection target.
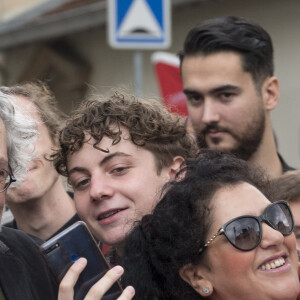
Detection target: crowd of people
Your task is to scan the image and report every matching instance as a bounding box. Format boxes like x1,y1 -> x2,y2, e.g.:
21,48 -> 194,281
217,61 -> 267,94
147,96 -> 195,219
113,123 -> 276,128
0,15 -> 299,300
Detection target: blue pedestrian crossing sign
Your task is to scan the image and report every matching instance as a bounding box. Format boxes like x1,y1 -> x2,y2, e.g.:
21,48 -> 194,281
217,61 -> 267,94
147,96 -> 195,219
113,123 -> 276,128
108,0 -> 171,49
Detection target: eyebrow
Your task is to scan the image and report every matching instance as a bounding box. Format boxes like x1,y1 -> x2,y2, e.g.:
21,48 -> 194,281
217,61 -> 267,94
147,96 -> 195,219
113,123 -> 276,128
68,152 -> 131,176
183,85 -> 242,97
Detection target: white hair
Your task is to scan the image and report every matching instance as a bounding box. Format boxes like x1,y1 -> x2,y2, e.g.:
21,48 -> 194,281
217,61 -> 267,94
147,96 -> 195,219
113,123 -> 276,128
0,91 -> 38,182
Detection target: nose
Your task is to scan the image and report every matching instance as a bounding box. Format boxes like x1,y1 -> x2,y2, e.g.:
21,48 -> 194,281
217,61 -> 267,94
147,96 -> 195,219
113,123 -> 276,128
259,223 -> 285,249
89,173 -> 114,202
201,99 -> 220,124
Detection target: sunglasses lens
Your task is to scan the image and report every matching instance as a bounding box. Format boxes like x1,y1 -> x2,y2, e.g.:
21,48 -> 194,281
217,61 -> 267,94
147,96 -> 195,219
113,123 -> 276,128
266,202 -> 293,235
225,217 -> 260,250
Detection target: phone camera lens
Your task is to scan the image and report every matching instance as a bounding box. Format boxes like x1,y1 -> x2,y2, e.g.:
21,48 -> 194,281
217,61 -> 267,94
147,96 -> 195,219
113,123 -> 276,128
70,253 -> 79,262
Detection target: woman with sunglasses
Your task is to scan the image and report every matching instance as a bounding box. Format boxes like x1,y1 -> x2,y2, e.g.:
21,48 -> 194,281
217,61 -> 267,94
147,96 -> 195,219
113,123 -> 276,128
122,149 -> 300,300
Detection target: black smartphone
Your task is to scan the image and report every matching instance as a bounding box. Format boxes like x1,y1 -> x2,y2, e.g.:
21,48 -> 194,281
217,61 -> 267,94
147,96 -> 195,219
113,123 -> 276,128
39,221 -> 122,300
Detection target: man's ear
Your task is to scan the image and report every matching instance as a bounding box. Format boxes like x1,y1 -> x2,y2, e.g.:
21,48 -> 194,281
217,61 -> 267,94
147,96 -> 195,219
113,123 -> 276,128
262,76 -> 279,111
168,156 -> 184,180
179,263 -> 213,297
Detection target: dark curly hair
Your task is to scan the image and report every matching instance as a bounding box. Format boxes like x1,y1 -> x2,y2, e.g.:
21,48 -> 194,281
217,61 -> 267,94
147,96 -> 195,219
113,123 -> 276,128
179,16 -> 274,90
122,149 -> 270,300
53,92 -> 198,176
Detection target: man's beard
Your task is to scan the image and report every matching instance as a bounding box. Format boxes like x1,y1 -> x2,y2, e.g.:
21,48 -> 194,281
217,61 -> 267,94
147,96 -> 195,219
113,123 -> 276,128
196,110 -> 266,161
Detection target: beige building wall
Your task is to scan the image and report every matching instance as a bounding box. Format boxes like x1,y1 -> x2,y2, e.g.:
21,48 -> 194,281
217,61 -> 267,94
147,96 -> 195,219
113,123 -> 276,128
2,0 -> 300,167
0,0 -> 49,21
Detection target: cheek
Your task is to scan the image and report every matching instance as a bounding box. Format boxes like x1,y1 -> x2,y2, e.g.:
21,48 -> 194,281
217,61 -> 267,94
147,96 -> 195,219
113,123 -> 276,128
296,240 -> 300,252
221,106 -> 245,125
187,106 -> 202,125
285,235 -> 298,261
210,247 -> 254,277
285,234 -> 297,251
34,138 -> 53,156
130,179 -> 163,214
74,196 -> 88,216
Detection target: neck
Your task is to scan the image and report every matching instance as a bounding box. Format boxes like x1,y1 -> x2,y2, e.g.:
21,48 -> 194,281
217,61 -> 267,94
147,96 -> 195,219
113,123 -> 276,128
7,178 -> 76,240
115,244 -> 124,258
248,117 -> 282,179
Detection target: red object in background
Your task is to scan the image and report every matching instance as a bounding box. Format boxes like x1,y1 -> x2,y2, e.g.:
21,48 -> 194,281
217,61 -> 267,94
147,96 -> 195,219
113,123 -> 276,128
151,52 -> 188,116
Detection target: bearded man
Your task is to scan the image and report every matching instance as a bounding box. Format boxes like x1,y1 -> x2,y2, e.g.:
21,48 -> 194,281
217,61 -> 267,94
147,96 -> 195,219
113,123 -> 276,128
180,16 -> 294,178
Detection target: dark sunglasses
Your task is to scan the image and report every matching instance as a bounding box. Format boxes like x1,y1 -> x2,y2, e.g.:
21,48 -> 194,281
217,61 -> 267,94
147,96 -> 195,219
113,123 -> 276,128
199,200 -> 294,253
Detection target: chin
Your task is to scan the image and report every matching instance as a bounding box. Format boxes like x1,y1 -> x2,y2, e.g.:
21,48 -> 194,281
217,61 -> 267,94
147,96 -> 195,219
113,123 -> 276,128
207,143 -> 230,153
105,235 -> 126,248
265,278 -> 300,300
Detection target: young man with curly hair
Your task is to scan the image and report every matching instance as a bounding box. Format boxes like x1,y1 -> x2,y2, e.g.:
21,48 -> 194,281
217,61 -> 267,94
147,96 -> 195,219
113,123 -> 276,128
52,92 -> 198,298
54,92 -> 198,256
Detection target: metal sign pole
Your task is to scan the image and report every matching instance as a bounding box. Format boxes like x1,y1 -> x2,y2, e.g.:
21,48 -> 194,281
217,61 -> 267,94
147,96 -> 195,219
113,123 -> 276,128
133,50 -> 143,96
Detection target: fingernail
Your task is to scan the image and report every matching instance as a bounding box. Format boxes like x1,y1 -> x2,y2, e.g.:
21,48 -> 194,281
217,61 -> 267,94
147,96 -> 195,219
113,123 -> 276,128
126,286 -> 135,296
113,265 -> 123,275
77,258 -> 86,265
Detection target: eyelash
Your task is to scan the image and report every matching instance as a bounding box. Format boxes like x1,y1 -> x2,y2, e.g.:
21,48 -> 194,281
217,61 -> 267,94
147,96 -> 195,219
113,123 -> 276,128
219,92 -> 234,100
73,178 -> 90,190
187,96 -> 203,106
71,166 -> 131,189
111,166 -> 130,175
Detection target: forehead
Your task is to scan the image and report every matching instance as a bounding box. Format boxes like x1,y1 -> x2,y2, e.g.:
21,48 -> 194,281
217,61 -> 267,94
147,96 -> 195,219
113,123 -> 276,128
182,51 -> 244,71
211,182 -> 271,229
13,95 -> 51,140
181,52 -> 254,89
13,96 -> 41,122
0,119 -> 8,168
67,129 -> 156,171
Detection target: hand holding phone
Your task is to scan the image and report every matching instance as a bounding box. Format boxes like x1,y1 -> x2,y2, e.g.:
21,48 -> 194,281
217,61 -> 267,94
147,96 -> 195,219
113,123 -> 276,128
58,260 -> 135,300
39,221 -> 125,300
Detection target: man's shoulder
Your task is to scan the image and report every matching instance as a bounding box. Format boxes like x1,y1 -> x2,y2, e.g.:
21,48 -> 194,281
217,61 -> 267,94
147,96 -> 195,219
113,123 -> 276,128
2,219 -> 17,229
0,228 -> 58,299
0,227 -> 42,254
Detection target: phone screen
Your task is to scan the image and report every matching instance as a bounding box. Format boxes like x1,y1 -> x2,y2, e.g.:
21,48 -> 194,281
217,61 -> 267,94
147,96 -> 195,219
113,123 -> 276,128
40,221 -> 122,300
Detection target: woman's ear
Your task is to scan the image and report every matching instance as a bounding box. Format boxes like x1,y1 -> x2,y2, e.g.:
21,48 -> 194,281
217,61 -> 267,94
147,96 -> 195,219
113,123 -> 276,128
179,263 -> 213,297
168,156 -> 184,180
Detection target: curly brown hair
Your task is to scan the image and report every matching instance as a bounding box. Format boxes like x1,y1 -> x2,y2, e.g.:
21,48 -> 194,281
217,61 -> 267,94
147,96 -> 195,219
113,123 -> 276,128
54,92 -> 198,176
0,80 -> 66,145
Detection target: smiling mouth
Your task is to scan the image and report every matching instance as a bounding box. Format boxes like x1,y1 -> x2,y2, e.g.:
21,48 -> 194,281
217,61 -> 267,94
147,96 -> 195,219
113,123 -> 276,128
97,209 -> 125,221
259,257 -> 286,270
